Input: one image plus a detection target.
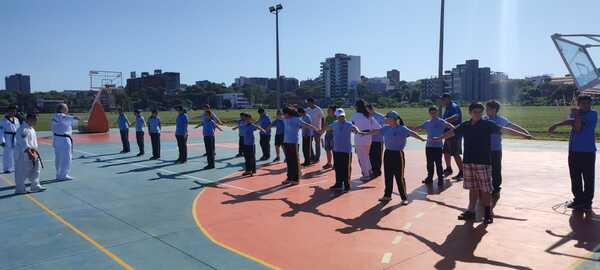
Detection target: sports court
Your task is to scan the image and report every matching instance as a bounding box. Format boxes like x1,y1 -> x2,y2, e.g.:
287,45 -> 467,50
1,128 -> 599,270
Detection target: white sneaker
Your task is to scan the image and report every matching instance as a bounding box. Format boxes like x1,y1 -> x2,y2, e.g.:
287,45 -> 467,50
58,175 -> 74,181
31,186 -> 46,193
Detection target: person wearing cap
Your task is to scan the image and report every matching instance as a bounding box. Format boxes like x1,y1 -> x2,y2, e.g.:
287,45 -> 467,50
440,93 -> 464,180
0,104 -> 20,173
14,113 -> 45,194
52,103 -> 79,181
364,111 -> 426,203
240,113 -> 266,176
281,107 -> 319,185
117,108 -> 131,153
350,99 -> 381,180
305,98 -> 325,164
549,95 -> 597,211
134,109 -> 145,156
195,109 -> 223,169
174,106 -> 189,164
298,108 -> 314,166
367,104 -> 385,178
147,109 -> 162,160
322,108 -> 366,191
257,108 -> 272,161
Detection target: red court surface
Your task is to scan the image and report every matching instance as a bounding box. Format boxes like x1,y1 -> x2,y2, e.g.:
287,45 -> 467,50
194,149 -> 600,270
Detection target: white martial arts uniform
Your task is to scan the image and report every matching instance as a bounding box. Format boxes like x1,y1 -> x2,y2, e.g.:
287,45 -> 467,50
52,113 -> 75,180
350,112 -> 381,178
0,116 -> 20,173
14,123 -> 42,194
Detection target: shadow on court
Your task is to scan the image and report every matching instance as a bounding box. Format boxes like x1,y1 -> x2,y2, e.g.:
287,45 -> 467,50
545,210 -> 600,262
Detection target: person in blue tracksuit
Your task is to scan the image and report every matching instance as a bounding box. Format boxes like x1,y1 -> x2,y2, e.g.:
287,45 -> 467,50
117,108 -> 130,153
134,109 -> 146,156
174,106 -> 189,164
240,113 -> 265,176
195,109 -> 223,169
270,110 -> 285,162
147,109 -> 162,160
257,108 -> 272,161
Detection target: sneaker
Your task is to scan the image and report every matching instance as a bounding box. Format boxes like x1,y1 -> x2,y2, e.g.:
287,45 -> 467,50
3,170 -> 11,174
288,181 -> 299,186
203,165 -> 215,170
322,164 -> 332,169
235,154 -> 243,158
378,196 -> 391,202
443,168 -> 453,177
202,153 -> 208,157
484,208 -> 494,224
59,175 -> 74,181
329,185 -> 343,190
422,177 -> 433,184
242,171 -> 252,176
458,211 -> 475,221
30,186 -> 46,193
437,179 -> 445,186
281,179 -> 290,185
272,157 -> 280,162
136,153 -> 144,157
401,199 -> 409,205
567,201 -> 585,209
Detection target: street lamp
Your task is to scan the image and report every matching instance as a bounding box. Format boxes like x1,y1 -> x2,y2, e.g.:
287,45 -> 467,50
437,0 -> 445,96
269,3 -> 283,108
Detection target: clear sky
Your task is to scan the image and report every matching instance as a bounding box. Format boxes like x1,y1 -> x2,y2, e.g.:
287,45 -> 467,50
2,0 -> 600,91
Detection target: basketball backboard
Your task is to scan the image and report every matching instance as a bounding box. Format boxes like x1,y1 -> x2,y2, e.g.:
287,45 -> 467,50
552,34 -> 600,95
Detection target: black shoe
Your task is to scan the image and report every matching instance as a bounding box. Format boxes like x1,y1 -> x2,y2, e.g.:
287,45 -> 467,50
273,157 -> 280,162
484,207 -> 494,224
149,157 -> 157,160
202,153 -> 208,157
422,177 -> 433,184
259,157 -> 268,161
443,168 -> 453,177
437,179 -> 445,186
235,154 -> 243,158
567,201 -> 585,209
458,211 -> 475,221
344,185 -> 351,191
136,153 -> 144,157
203,165 -> 215,170
329,185 -> 343,190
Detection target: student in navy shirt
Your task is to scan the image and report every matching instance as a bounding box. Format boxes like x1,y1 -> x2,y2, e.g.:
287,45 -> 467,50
366,111 -> 426,203
270,110 -> 286,162
147,109 -> 162,160
117,108 -> 130,153
134,109 -> 146,156
195,109 -> 222,169
415,106 -> 452,185
367,104 -> 386,178
485,100 -> 531,194
298,108 -> 314,166
232,113 -> 245,158
322,108 -> 364,191
440,93 -> 464,180
257,108 -> 272,161
281,107 -> 318,185
174,106 -> 189,164
240,113 -> 265,176
549,95 -> 597,211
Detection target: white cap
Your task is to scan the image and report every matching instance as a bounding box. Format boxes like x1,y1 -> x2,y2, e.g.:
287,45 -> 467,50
335,108 -> 346,117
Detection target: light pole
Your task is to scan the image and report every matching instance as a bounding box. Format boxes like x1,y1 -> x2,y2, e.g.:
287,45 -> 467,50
438,0 -> 445,96
269,4 -> 283,109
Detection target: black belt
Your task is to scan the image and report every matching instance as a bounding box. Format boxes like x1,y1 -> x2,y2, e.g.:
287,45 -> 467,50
4,131 -> 16,147
54,133 -> 74,153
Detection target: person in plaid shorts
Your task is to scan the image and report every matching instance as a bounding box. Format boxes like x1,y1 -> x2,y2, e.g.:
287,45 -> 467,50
435,102 -> 533,224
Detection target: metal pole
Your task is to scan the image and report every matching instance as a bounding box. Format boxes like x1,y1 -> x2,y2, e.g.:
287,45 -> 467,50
438,0 -> 445,95
275,10 -> 281,109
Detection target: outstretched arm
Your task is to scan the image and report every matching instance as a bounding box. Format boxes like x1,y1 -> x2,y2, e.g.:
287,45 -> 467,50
548,120 -> 574,134
503,126 -> 534,139
433,130 -> 455,141
408,129 -> 427,142
507,122 -> 529,135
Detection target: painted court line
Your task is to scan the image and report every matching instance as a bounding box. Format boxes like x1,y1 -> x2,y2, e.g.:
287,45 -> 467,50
415,212 -> 425,219
402,222 -> 413,231
0,175 -> 134,270
392,235 -> 403,245
381,252 -> 392,264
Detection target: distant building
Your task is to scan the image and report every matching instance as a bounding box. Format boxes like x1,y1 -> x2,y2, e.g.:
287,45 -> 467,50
386,69 -> 400,85
126,69 -> 180,96
267,76 -> 299,92
443,60 -> 491,102
216,93 -> 251,109
550,74 -> 575,85
525,75 -> 552,87
321,53 -> 361,99
5,73 -> 31,93
195,80 -> 212,88
36,99 -> 65,113
363,77 -> 392,92
419,78 -> 439,99
491,71 -> 509,81
234,77 -> 269,89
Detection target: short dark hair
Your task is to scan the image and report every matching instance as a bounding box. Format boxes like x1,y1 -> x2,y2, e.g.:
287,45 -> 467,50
306,97 -> 315,103
26,113 -> 38,120
328,105 -> 337,111
485,100 -> 501,112
174,105 -> 183,111
441,93 -> 452,99
283,106 -> 300,117
151,109 -> 158,114
366,104 -> 375,110
276,109 -> 282,115
258,107 -> 265,114
577,95 -> 592,102
7,104 -> 17,111
428,106 -> 438,112
297,108 -> 306,114
468,102 -> 485,112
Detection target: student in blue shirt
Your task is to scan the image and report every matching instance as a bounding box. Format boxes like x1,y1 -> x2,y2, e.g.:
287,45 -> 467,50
134,109 -> 146,156
415,106 -> 453,185
174,106 -> 189,164
232,113 -> 245,158
322,108 -> 364,191
117,108 -> 130,153
270,110 -> 286,162
240,113 -> 265,176
298,108 -> 314,166
549,95 -> 597,211
195,109 -> 223,169
147,109 -> 162,160
257,108 -> 272,161
365,111 -> 426,204
281,107 -> 319,185
440,93 -> 464,180
485,100 -> 531,194
367,104 -> 386,178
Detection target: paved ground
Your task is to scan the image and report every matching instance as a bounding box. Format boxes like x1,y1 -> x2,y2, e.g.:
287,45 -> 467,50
1,128 -> 599,270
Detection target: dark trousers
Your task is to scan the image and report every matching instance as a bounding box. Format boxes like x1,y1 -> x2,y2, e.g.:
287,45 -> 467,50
136,131 -> 145,154
384,150 -> 407,200
426,147 -> 444,180
120,129 -> 130,152
243,144 -> 256,172
150,132 -> 160,158
333,152 -> 352,189
491,151 -> 502,192
312,134 -> 322,162
204,136 -> 215,166
259,134 -> 271,159
369,141 -> 384,176
284,143 -> 300,182
568,151 -> 596,206
176,135 -> 188,162
238,136 -> 244,156
302,136 -> 312,164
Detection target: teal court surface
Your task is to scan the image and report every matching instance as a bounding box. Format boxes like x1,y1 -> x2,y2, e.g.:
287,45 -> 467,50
0,128 -> 599,270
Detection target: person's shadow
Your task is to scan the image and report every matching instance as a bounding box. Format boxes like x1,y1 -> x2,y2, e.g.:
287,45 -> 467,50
279,186 -> 373,218
399,223 -> 532,270
546,210 -> 600,262
314,201 -> 405,234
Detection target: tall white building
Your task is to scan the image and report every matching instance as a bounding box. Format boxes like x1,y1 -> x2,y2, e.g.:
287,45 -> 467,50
320,54 -> 361,99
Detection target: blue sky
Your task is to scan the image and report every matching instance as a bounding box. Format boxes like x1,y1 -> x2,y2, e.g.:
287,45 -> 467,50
1,0 -> 599,91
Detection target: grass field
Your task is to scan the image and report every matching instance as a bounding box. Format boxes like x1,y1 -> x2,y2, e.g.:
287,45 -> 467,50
33,106 -> 597,141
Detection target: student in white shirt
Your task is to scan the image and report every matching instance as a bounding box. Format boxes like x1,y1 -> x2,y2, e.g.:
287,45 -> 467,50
350,99 -> 381,180
52,103 -> 79,181
0,104 -> 20,173
14,113 -> 45,194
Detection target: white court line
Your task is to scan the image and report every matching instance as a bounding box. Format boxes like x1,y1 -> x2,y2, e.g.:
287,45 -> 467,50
381,252 -> 392,264
402,222 -> 413,231
415,212 -> 425,219
392,235 -> 403,245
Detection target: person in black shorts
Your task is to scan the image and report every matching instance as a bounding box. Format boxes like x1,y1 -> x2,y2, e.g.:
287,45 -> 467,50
440,93 -> 464,180
271,110 -> 286,162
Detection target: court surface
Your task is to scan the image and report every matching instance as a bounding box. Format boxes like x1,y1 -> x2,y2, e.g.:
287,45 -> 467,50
0,128 -> 599,270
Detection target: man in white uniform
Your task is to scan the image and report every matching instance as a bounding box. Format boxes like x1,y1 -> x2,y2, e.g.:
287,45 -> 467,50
14,113 -> 45,194
52,103 -> 79,180
305,98 -> 324,164
0,105 -> 20,173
